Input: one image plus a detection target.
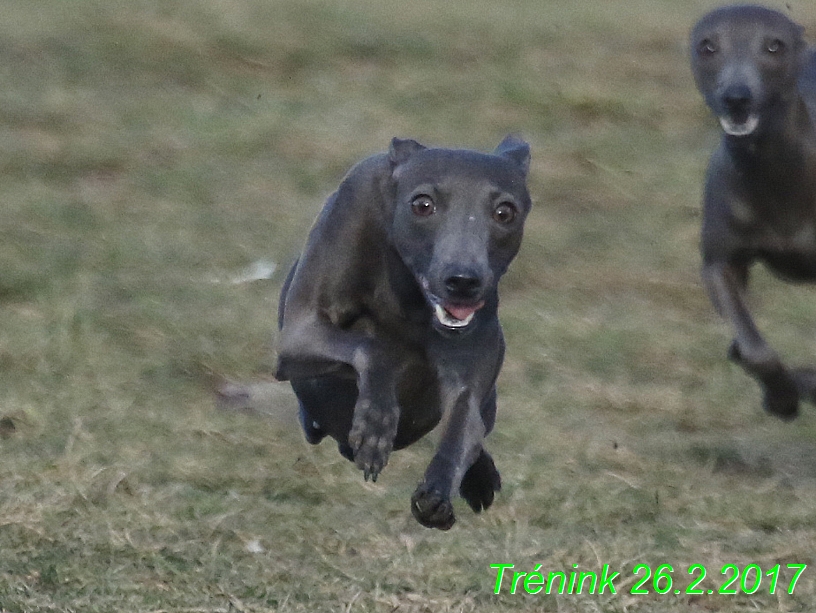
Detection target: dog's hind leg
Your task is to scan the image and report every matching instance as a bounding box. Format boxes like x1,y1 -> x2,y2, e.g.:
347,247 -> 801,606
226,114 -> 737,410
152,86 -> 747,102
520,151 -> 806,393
703,261 -> 799,419
290,376 -> 357,447
459,449 -> 501,513
292,375 -> 364,461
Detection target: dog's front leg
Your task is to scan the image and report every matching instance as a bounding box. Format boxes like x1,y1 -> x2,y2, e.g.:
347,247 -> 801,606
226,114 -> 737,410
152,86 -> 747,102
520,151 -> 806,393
345,345 -> 402,481
410,381 -> 497,530
277,316 -> 400,480
702,260 -> 799,419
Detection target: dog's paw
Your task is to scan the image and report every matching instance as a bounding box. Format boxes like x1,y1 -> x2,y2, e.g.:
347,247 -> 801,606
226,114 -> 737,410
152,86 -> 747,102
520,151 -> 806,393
459,450 -> 502,513
348,399 -> 399,482
411,484 -> 455,530
762,369 -> 799,421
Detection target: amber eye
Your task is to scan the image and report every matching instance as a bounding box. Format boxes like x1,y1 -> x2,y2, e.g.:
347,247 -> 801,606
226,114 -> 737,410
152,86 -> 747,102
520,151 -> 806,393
766,38 -> 784,53
410,195 -> 435,217
697,38 -> 718,56
493,202 -> 517,225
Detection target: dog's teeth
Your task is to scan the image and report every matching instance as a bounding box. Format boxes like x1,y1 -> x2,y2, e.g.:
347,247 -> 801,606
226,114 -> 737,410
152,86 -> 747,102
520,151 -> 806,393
720,114 -> 759,136
432,303 -> 473,328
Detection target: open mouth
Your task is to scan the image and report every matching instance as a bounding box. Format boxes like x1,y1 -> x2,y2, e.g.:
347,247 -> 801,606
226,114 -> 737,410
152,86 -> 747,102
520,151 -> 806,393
417,276 -> 485,330
431,300 -> 485,329
719,114 -> 759,137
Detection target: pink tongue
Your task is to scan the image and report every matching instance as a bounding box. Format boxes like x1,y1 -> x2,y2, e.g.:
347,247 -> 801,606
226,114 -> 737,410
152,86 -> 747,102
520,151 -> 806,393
445,303 -> 481,321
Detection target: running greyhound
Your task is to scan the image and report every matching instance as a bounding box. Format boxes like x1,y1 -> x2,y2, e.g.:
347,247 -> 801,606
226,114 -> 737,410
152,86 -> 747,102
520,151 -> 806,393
275,136 -> 531,529
690,5 -> 816,419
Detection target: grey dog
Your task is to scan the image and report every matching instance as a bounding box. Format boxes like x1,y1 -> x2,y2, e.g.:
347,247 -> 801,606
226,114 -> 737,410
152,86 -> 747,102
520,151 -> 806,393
275,136 -> 531,529
690,4 -> 816,418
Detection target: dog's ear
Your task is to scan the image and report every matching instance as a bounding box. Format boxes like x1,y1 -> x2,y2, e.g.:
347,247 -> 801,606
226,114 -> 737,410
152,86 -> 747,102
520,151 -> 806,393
795,23 -> 806,50
389,138 -> 426,166
494,135 -> 530,177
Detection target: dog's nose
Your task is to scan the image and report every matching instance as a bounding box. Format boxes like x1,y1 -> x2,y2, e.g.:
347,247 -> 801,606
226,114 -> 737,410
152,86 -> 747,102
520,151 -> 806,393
444,273 -> 482,298
723,84 -> 752,111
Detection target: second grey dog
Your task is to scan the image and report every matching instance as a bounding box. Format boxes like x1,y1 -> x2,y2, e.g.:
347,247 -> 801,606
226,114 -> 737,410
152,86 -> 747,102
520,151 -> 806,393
690,5 -> 816,418
276,136 -> 531,529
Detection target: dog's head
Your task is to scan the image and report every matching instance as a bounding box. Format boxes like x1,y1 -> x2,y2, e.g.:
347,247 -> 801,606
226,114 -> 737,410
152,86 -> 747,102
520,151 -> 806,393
387,136 -> 531,334
690,5 -> 806,138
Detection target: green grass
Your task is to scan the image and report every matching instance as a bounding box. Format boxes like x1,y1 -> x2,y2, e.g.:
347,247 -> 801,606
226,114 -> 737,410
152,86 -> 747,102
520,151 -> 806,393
2,0 -> 816,611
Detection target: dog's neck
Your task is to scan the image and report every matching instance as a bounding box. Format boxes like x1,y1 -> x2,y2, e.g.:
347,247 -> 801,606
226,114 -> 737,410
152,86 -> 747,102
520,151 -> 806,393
725,96 -> 815,175
724,96 -> 816,218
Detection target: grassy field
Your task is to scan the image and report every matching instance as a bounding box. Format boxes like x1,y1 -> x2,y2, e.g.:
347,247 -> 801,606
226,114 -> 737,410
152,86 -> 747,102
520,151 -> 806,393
3,0 -> 816,611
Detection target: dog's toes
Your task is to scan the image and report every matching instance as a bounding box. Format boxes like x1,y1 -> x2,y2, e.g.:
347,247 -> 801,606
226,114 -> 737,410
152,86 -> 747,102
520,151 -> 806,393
351,433 -> 392,481
363,461 -> 383,483
411,484 -> 455,530
459,450 -> 502,513
348,401 -> 398,481
762,370 -> 799,421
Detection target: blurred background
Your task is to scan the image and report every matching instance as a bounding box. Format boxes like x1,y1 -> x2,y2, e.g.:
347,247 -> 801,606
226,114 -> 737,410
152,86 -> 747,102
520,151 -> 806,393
2,0 -> 816,611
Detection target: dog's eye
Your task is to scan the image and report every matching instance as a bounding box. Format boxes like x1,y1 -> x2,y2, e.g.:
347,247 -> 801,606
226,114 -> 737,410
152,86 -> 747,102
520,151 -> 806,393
410,195 -> 435,217
493,202 -> 517,225
766,39 -> 785,54
697,38 -> 718,56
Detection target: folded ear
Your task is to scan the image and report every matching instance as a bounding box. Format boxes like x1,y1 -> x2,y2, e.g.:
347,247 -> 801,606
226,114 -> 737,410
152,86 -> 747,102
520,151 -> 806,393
389,137 -> 426,166
494,135 -> 530,177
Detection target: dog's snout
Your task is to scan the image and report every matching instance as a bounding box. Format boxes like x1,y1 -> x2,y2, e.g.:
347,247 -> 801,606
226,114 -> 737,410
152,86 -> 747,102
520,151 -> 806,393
722,84 -> 752,111
444,273 -> 482,298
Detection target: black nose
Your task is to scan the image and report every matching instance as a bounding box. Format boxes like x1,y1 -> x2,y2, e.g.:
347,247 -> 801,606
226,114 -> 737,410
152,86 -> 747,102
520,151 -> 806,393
723,84 -> 752,112
444,274 -> 481,298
